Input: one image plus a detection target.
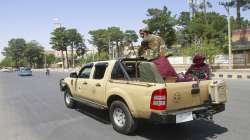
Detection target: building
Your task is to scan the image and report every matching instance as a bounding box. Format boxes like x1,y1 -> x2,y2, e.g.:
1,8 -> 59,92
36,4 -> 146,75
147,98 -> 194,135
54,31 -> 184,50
44,50 -> 55,55
232,28 -> 250,68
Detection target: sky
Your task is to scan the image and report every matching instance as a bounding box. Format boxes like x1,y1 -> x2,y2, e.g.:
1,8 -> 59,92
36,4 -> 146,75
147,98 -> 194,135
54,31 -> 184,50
0,0 -> 250,60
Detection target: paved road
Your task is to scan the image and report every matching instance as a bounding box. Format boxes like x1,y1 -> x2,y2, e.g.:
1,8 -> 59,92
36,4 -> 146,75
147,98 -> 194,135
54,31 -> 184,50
0,71 -> 250,140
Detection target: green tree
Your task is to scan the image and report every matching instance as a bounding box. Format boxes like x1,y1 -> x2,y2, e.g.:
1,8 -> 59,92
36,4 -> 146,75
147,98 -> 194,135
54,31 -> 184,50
107,27 -> 124,57
198,0 -> 212,13
3,38 -> 26,68
220,0 -> 250,28
189,0 -> 197,17
181,40 -> 223,63
89,29 -> 109,52
79,53 -> 94,64
189,0 -> 212,14
123,30 -> 138,56
182,12 -> 228,47
123,30 -> 138,46
230,16 -> 250,30
79,51 -> 109,65
89,27 -> 125,57
24,41 -> 44,68
199,0 -> 212,24
95,51 -> 109,61
66,28 -> 83,67
50,27 -> 68,68
176,11 -> 229,59
176,12 -> 192,47
178,12 -> 191,26
0,57 -> 14,67
143,6 -> 177,47
45,54 -> 56,66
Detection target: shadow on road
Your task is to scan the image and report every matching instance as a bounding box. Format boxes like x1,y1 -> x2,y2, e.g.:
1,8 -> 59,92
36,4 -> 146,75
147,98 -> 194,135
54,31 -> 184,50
135,120 -> 228,140
75,103 -> 110,124
75,103 -> 227,140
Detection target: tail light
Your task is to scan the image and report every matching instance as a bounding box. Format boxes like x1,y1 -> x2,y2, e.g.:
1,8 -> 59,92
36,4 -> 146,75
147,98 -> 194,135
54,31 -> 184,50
150,88 -> 167,110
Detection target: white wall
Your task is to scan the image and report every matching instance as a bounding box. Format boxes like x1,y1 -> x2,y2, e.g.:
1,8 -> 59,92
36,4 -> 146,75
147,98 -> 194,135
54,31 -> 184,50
169,55 -> 229,65
168,56 -> 192,65
214,55 -> 229,64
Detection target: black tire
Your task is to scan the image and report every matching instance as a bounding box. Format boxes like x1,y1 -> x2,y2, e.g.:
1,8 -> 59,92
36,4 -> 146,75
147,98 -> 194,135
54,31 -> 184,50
64,88 -> 75,109
109,101 -> 137,134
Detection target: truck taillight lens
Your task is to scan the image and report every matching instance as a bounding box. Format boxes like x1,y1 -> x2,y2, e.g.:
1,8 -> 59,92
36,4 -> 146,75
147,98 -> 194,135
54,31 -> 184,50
150,88 -> 167,110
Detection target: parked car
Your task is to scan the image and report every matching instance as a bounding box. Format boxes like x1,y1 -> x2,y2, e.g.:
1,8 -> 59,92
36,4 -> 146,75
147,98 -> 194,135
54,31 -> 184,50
0,67 -> 13,72
59,58 -> 228,134
17,67 -> 32,76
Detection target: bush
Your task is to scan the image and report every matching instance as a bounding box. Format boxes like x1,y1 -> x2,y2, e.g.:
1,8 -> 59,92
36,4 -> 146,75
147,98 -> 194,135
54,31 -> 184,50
77,51 -> 109,66
180,41 -> 223,63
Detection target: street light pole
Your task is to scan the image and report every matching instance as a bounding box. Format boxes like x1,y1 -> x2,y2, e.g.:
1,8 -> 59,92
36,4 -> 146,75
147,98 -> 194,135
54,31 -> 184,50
226,0 -> 233,69
44,53 -> 47,69
109,39 -> 111,60
113,45 -> 115,59
52,18 -> 64,69
72,42 -> 75,68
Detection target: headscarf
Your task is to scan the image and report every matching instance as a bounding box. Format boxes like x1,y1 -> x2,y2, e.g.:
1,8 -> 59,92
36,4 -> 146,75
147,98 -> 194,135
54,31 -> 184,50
193,54 -> 206,66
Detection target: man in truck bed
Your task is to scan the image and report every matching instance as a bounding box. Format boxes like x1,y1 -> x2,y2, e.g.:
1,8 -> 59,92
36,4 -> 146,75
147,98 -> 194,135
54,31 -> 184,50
60,58 -> 228,134
138,28 -> 177,80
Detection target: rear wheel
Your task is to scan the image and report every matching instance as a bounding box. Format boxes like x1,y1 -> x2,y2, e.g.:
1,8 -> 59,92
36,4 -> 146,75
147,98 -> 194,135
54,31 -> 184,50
64,88 -> 75,109
109,101 -> 137,134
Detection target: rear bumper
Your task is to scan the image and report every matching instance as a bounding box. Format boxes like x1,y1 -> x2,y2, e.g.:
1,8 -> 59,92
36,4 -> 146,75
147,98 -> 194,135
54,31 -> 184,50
18,73 -> 32,76
149,104 -> 225,124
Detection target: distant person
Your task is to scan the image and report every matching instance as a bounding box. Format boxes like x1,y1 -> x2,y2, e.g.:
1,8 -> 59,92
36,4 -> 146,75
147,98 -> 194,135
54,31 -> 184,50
138,27 -> 177,80
45,68 -> 50,76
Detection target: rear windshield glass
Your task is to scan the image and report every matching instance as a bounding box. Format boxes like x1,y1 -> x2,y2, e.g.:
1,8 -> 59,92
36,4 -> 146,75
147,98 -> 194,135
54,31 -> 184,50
93,63 -> 108,79
112,61 -> 164,83
20,68 -> 31,71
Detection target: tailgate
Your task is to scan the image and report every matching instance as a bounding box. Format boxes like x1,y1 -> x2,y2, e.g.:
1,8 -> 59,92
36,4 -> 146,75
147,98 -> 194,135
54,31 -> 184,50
166,80 -> 211,111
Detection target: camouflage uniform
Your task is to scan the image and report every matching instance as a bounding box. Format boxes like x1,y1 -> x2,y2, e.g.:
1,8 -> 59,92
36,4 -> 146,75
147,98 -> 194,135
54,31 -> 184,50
141,34 -> 166,60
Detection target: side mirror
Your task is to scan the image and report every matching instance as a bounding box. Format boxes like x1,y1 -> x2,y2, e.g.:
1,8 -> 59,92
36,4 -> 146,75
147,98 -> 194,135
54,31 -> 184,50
70,72 -> 78,78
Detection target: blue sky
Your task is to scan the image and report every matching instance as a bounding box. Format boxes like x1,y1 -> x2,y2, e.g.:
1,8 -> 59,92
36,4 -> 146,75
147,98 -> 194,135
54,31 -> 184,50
0,0 -> 250,60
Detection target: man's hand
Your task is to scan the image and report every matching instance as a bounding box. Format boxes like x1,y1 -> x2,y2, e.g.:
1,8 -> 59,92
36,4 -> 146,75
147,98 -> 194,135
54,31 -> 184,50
138,41 -> 149,57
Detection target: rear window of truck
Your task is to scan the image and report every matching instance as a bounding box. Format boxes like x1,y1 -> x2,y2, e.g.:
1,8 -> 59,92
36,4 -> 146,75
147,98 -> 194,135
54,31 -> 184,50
111,61 -> 164,83
93,63 -> 108,79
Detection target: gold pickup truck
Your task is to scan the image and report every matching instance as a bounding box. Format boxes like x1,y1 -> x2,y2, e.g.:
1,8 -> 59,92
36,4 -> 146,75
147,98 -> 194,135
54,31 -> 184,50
60,58 -> 228,134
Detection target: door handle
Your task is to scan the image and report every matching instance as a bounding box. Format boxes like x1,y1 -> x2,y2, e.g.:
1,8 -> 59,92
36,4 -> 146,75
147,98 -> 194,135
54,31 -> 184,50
96,83 -> 101,87
82,82 -> 88,85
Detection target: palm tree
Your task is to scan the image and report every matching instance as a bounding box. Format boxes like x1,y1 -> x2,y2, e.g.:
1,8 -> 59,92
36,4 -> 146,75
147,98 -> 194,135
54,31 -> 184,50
50,27 -> 68,69
220,0 -> 250,28
66,29 -> 83,67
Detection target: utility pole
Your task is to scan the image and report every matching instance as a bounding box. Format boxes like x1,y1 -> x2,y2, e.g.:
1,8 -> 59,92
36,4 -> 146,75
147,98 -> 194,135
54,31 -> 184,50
203,0 -> 207,14
109,39 -> 112,60
53,18 -> 64,69
188,0 -> 195,18
92,50 -> 95,61
226,0 -> 233,69
72,42 -> 75,68
113,45 -> 115,59
44,53 -> 47,69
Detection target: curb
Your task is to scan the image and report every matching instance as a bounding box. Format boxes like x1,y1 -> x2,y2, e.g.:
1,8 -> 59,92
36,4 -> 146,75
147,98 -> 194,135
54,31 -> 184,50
211,72 -> 250,80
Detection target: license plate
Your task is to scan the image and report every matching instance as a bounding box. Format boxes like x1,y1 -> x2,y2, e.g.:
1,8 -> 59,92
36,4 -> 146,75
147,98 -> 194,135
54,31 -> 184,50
176,112 -> 193,123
